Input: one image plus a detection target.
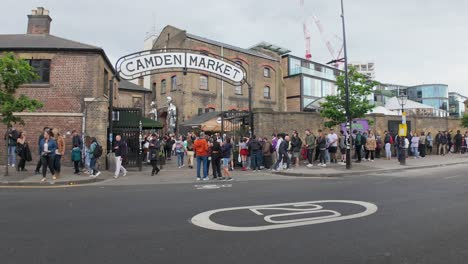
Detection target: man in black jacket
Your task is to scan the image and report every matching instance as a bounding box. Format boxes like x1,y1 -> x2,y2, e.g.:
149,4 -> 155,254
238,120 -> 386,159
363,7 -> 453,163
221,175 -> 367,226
247,135 -> 262,171
273,134 -> 289,171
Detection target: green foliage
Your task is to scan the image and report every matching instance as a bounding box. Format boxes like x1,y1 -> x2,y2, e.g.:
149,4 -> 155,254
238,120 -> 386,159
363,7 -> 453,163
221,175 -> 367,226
320,66 -> 378,128
0,52 -> 43,127
462,114 -> 468,128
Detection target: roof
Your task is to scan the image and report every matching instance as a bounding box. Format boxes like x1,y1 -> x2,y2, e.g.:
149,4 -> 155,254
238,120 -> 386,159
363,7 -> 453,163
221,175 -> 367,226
180,111 -> 220,126
0,34 -> 115,75
186,33 -> 278,61
119,80 -> 151,93
385,97 -> 435,110
369,106 -> 399,116
0,34 -> 100,50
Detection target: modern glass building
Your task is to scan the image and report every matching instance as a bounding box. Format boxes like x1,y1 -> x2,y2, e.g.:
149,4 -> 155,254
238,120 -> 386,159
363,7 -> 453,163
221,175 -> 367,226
406,84 -> 449,112
282,55 -> 342,112
448,92 -> 467,117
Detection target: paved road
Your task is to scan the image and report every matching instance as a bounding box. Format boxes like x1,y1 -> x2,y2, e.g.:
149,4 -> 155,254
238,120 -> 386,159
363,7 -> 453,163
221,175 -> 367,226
1,164 -> 468,264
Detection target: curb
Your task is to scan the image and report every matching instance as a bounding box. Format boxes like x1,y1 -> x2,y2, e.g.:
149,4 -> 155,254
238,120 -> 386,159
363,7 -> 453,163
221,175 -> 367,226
275,161 -> 466,178
0,177 -> 106,187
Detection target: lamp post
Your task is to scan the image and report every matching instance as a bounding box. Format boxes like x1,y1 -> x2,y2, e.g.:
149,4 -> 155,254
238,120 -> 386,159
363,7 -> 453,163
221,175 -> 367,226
396,92 -> 407,165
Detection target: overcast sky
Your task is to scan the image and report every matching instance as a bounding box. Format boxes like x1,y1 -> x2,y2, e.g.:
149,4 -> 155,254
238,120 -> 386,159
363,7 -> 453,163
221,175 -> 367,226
2,0 -> 467,94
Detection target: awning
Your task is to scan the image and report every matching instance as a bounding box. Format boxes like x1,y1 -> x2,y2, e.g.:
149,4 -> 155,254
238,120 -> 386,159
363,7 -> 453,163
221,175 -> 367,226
201,117 -> 232,132
113,111 -> 163,129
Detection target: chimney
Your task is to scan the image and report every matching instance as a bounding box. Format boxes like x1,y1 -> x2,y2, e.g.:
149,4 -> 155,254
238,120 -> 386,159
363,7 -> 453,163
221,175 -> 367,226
27,7 -> 52,34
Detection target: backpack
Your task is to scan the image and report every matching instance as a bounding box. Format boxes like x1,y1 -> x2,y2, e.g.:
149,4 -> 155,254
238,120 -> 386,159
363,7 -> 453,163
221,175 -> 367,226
94,143 -> 103,158
175,141 -> 183,153
389,135 -> 394,144
355,134 -> 362,145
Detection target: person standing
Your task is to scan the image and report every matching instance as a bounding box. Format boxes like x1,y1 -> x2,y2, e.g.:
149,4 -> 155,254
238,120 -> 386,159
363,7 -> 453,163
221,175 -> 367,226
317,130 -> 327,167
290,131 -> 302,167
338,130 -> 347,165
186,136 -> 195,169
262,137 -> 273,170
247,135 -> 262,171
304,129 -> 316,168
39,130 -> 57,182
221,138 -> 233,181
173,135 -> 186,168
439,131 -> 447,156
149,134 -> 161,176
113,135 -> 128,179
326,128 -> 339,164
426,132 -> 433,154
5,127 -> 19,168
35,127 -> 50,175
354,130 -> 363,162
71,130 -> 84,169
16,131 -> 31,172
273,134 -> 288,171
384,131 -> 392,160
365,132 -> 377,161
88,137 -> 101,177
71,143 -> 82,174
411,133 -> 420,159
83,136 -> 92,174
52,128 -> 65,180
419,132 -> 427,158
239,138 -> 249,171
210,138 -> 222,179
454,130 -> 462,154
193,132 -> 209,180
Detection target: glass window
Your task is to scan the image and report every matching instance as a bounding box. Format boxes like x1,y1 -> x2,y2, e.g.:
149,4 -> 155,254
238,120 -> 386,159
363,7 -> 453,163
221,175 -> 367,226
289,57 -> 301,75
263,86 -> 271,99
161,79 -> 166,94
235,84 -> 242,95
263,67 -> 271,78
28,59 -> 50,83
303,76 -> 322,97
171,76 -> 177,91
199,75 -> 208,90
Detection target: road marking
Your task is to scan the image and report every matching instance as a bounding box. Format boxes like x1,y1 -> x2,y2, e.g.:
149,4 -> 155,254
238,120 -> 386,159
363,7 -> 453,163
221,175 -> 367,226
194,184 -> 232,190
191,200 -> 378,232
443,174 -> 465,180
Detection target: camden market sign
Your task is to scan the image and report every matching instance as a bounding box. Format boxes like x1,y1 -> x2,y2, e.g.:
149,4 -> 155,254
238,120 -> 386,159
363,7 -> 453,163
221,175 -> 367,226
116,49 -> 247,85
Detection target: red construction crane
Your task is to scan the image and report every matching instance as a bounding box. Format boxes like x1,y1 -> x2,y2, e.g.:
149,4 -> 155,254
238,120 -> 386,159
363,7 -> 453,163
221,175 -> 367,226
300,0 -> 312,60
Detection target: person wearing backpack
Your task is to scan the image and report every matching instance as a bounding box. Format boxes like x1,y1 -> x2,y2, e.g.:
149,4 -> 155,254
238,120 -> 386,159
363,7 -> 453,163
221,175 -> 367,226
173,135 -> 186,168
113,135 -> 128,179
354,130 -> 363,162
88,137 -> 101,177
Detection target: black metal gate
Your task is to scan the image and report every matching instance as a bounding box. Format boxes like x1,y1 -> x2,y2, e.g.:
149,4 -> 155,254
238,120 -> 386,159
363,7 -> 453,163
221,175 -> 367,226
111,107 -> 143,170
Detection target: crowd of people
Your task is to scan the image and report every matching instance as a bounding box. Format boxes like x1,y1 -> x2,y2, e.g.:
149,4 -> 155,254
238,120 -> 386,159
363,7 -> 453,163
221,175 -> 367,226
5,126 -> 467,182
5,127 -> 103,181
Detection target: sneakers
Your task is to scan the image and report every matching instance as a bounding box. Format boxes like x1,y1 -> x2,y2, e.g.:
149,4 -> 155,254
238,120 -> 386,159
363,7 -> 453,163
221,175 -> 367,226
225,177 -> 233,181
123,172 -> 127,177
196,178 -> 201,181
203,177 -> 209,181
95,171 -> 101,177
40,177 -> 46,182
113,175 -> 119,179
180,164 -> 185,168
52,175 -> 57,180
306,164 -> 313,168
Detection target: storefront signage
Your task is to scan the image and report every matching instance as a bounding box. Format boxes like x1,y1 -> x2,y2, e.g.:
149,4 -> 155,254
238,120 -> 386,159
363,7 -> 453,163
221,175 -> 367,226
116,50 -> 246,84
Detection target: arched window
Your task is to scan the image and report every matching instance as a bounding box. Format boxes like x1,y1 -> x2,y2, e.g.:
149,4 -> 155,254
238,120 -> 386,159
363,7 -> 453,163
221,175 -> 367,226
263,67 -> 271,78
161,79 -> 166,94
199,75 -> 208,90
263,86 -> 271,99
171,75 -> 177,91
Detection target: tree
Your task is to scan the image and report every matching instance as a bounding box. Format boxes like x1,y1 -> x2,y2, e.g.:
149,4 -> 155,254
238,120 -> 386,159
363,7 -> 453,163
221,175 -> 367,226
320,66 -> 378,128
0,52 -> 44,175
462,114 -> 468,128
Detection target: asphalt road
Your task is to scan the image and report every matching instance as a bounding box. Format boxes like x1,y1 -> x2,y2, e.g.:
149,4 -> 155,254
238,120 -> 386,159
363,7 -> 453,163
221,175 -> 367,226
1,164 -> 468,264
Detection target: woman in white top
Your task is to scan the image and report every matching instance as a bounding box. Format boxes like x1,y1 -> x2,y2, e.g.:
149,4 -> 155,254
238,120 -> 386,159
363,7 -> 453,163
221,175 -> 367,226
410,132 -> 420,158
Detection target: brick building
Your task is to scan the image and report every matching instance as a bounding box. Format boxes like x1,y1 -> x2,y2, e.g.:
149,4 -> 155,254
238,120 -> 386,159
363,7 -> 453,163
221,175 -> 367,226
0,7 -> 115,165
150,25 -> 287,129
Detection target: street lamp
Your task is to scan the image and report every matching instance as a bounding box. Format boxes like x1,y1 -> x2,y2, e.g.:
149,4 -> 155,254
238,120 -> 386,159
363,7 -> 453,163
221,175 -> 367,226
396,92 -> 407,165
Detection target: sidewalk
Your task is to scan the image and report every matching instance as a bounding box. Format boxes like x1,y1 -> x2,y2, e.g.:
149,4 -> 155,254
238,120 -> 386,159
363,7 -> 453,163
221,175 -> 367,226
1,154 -> 466,186
275,153 -> 468,177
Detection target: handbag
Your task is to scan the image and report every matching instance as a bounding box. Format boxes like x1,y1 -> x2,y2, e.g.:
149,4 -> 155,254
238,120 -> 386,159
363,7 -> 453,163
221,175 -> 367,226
238,153 -> 242,163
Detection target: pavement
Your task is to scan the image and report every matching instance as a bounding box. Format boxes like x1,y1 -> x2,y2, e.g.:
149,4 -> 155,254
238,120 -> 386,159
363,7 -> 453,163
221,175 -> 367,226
2,163 -> 468,263
0,153 -> 467,186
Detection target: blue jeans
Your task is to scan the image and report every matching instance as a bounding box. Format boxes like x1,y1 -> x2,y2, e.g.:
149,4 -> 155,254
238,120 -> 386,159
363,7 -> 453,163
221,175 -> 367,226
196,155 -> 208,179
8,145 -> 16,166
177,152 -> 185,167
412,147 -> 419,158
250,151 -> 261,170
90,157 -> 98,175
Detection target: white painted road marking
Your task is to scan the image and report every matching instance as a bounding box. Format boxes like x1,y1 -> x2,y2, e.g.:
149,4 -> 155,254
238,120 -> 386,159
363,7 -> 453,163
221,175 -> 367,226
191,200 -> 378,232
194,184 -> 232,190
